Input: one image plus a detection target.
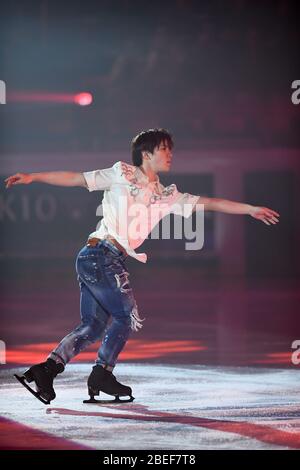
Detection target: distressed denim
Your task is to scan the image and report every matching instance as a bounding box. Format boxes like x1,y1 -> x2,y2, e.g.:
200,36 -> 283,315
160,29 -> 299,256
48,239 -> 143,369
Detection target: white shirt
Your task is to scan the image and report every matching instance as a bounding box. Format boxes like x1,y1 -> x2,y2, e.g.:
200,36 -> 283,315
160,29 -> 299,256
83,161 -> 199,263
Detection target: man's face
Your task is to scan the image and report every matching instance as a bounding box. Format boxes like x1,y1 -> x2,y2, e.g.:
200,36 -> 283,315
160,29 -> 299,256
149,139 -> 173,172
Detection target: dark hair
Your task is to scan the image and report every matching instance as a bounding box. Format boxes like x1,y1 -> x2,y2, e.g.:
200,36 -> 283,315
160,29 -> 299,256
131,128 -> 174,167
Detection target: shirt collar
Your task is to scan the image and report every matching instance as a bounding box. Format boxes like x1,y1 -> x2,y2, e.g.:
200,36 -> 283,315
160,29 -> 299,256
136,167 -> 160,185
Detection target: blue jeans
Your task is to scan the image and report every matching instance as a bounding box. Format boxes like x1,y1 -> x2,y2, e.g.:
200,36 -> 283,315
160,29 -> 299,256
48,240 -> 144,370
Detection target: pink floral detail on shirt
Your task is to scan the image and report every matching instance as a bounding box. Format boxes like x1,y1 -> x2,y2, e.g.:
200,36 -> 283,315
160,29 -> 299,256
120,162 -> 142,200
150,184 -> 176,203
120,162 -> 137,184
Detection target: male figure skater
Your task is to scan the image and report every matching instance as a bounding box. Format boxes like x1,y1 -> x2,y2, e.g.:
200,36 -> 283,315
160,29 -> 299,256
5,128 -> 280,404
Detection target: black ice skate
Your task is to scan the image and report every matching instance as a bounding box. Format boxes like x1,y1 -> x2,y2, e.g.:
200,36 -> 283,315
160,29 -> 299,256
84,365 -> 134,404
14,358 -> 64,405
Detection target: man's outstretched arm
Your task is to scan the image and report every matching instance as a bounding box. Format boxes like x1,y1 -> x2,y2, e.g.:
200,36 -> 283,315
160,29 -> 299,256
194,196 -> 280,226
4,171 -> 87,189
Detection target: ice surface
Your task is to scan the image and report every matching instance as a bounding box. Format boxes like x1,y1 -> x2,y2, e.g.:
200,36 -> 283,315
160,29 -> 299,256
1,363 -> 300,450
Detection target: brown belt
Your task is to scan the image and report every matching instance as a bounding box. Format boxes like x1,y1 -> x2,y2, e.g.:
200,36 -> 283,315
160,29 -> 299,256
86,237 -> 128,257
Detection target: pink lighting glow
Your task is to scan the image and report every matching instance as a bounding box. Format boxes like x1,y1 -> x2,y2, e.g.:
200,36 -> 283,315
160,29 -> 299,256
8,91 -> 93,106
73,92 -> 93,106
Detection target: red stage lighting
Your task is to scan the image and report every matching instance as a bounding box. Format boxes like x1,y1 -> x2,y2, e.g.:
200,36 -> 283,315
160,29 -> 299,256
8,91 -> 93,105
74,92 -> 93,106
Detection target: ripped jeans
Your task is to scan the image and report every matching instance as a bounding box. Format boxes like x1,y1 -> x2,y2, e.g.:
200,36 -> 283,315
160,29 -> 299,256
48,239 -> 144,370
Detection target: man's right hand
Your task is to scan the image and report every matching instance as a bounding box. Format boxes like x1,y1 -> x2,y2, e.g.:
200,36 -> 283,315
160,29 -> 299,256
4,173 -> 33,188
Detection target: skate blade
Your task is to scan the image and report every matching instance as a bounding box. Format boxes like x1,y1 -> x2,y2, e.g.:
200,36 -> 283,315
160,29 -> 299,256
83,395 -> 135,404
14,374 -> 51,405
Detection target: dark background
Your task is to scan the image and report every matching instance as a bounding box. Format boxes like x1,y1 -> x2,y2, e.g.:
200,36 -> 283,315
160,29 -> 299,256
1,0 -> 300,153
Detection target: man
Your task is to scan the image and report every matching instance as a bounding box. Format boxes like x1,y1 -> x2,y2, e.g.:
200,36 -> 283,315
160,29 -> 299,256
5,128 -> 280,404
